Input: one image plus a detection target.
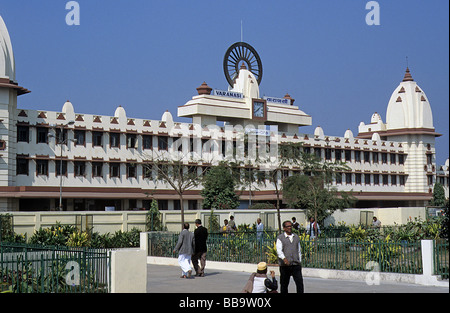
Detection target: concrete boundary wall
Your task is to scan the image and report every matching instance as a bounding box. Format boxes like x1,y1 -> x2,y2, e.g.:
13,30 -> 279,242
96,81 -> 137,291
6,207 -> 428,237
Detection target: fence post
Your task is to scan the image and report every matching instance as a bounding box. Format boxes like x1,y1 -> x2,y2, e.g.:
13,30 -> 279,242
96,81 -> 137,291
421,240 -> 435,278
140,232 -> 149,255
110,248 -> 147,293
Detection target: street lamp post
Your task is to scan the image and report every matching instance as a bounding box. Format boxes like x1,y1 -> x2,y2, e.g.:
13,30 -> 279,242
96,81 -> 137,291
50,120 -> 76,211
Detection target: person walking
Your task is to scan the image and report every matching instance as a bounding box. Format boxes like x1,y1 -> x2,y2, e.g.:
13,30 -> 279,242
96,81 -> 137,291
276,220 -> 304,293
192,219 -> 208,277
256,218 -> 264,241
173,222 -> 195,278
306,217 -> 320,239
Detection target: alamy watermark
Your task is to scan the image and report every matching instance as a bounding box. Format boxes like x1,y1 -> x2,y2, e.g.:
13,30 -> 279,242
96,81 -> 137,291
366,1 -> 380,26
66,1 -> 80,26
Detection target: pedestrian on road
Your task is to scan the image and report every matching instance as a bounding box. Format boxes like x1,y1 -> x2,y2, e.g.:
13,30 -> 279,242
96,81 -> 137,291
292,217 -> 300,231
276,220 -> 304,293
228,215 -> 237,232
173,222 -> 195,279
372,216 -> 381,228
306,217 -> 320,239
256,218 -> 264,241
192,219 -> 208,277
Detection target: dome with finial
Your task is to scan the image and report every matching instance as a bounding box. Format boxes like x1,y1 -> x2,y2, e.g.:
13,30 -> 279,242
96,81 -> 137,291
0,15 -> 16,82
386,67 -> 433,131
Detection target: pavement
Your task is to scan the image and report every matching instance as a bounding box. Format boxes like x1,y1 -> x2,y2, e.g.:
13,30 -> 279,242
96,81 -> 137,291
147,263 -> 449,293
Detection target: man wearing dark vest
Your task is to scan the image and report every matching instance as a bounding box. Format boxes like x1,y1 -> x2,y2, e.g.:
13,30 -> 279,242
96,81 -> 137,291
276,220 -> 304,293
192,219 -> 208,277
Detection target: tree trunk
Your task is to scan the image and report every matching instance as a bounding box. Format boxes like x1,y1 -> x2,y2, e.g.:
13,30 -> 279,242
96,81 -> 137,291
179,193 -> 184,230
274,180 -> 282,234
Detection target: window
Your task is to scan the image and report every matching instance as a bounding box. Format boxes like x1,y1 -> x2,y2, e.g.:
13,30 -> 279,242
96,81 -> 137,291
374,174 -> 380,185
364,174 -> 371,185
74,130 -> 85,146
56,128 -> 68,145
335,172 -> 342,184
110,162 -> 120,178
345,150 -> 352,162
143,164 -> 152,178
127,134 -> 137,149
158,136 -> 168,150
427,175 -> 434,186
127,163 -> 136,178
354,151 -> 361,162
110,132 -> 120,148
17,158 -> 29,175
314,148 -> 322,160
381,153 -> 388,164
143,135 -> 153,150
36,160 -> 48,176
325,148 -> 332,160
74,161 -> 86,177
355,173 -> 362,185
372,152 -> 379,163
391,175 -> 397,185
92,132 -> 103,147
382,174 -> 389,185
364,151 -> 370,163
17,126 -> 29,142
345,173 -> 352,184
398,154 -> 405,165
37,127 -> 48,144
335,149 -> 342,161
55,160 -> 68,176
390,153 -> 396,164
92,162 -> 103,177
399,175 -> 406,186
426,154 -> 433,165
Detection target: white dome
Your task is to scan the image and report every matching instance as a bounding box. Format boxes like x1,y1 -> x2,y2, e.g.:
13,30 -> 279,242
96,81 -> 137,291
114,106 -> 127,121
0,16 -> 16,81
344,129 -> 354,139
371,132 -> 381,142
314,126 -> 325,140
370,112 -> 382,124
161,110 -> 173,124
62,100 -> 75,121
386,68 -> 433,130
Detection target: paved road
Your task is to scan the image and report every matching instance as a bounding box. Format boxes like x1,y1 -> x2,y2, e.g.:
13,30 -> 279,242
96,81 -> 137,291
147,264 -> 448,293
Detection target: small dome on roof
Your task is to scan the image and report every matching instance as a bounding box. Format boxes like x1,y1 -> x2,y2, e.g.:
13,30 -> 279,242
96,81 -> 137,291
114,106 -> 127,121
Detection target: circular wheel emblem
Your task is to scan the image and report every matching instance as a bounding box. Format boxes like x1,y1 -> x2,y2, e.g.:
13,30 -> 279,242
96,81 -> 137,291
223,42 -> 263,87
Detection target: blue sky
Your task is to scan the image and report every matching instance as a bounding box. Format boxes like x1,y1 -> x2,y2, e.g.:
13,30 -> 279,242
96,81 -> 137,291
1,0 -> 449,164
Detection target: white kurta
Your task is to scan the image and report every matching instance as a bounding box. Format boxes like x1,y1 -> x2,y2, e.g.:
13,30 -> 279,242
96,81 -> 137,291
178,254 -> 192,275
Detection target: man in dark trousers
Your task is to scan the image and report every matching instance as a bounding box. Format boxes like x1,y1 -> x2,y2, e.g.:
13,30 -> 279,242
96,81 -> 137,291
192,219 -> 208,277
276,220 -> 304,293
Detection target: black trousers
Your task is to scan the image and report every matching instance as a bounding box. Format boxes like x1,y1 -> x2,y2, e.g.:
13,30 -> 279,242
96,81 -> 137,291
279,264 -> 304,293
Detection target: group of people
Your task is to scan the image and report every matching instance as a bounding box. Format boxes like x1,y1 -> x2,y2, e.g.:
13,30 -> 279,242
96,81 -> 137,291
172,215 -> 383,292
243,219 -> 305,293
173,219 -> 208,278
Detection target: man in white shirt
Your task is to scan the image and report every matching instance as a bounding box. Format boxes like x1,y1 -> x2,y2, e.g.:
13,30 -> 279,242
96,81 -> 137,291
276,220 -> 304,293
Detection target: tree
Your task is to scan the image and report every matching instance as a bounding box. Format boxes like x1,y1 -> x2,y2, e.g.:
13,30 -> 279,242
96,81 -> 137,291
431,182 -> 447,207
201,164 -> 240,210
147,199 -> 164,231
283,174 -> 356,225
440,200 -> 449,241
143,149 -> 207,230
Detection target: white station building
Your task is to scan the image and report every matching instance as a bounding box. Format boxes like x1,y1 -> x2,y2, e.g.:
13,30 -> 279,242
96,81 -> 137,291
0,15 -> 448,212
